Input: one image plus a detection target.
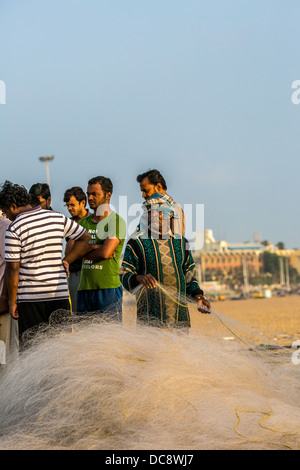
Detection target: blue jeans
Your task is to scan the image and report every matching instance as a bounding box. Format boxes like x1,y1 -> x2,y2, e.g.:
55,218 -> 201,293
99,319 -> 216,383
77,286 -> 123,319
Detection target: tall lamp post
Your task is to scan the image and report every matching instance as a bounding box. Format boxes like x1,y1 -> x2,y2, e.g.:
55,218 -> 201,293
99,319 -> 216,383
39,155 -> 54,187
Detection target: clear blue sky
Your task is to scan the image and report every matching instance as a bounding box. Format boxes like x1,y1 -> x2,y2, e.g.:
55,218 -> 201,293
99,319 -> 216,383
1,0 -> 300,248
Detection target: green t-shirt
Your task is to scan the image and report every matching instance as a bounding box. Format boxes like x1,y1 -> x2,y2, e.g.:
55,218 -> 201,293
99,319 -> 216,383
78,211 -> 126,290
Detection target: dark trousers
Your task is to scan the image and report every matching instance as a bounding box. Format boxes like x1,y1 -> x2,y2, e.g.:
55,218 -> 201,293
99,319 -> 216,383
17,299 -> 70,339
77,286 -> 123,319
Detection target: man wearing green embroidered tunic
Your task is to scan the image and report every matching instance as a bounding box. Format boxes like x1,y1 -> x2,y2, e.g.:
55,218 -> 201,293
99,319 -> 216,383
120,195 -> 210,328
76,176 -> 126,317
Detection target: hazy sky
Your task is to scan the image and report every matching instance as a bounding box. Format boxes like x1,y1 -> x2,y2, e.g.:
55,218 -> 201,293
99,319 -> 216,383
1,0 -> 300,248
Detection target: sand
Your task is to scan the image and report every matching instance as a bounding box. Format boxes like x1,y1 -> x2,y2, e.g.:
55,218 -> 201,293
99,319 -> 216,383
195,294 -> 300,347
123,290 -> 300,348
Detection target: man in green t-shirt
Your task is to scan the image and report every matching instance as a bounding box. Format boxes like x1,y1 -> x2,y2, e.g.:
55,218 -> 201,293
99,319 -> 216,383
76,176 -> 126,318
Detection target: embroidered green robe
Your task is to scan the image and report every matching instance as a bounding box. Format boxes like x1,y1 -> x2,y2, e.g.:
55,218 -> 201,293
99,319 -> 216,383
120,236 -> 203,327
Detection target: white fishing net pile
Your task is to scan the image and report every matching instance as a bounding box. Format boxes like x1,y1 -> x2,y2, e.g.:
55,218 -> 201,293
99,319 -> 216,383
0,284 -> 299,450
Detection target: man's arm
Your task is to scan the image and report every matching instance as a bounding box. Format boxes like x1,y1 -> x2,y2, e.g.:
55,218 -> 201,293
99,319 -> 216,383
183,240 -> 211,314
5,262 -> 20,319
62,232 -> 91,276
64,238 -> 75,257
83,236 -> 120,262
0,269 -> 9,315
63,231 -> 91,264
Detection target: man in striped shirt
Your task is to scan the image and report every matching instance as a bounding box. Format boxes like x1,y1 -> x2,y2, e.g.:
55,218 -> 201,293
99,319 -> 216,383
0,181 -> 91,341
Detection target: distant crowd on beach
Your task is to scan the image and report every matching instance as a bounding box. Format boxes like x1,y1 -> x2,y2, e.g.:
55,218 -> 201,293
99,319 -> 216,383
0,169 -> 211,365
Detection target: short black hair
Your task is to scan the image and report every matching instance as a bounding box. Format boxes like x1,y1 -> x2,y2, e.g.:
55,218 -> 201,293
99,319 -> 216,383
88,176 -> 113,196
63,186 -> 87,204
29,183 -> 51,199
136,169 -> 167,190
29,183 -> 51,207
0,180 -> 31,210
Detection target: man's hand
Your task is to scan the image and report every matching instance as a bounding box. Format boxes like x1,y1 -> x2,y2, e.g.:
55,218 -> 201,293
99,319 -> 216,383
9,302 -> 19,320
136,274 -> 157,289
6,262 -> 20,320
62,259 -> 70,278
197,296 -> 211,314
63,231 -> 91,265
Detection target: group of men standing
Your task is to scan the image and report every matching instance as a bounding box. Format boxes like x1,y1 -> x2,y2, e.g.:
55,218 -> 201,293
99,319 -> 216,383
0,169 -> 210,363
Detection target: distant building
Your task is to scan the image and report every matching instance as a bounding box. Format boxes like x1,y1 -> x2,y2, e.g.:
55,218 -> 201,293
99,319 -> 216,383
288,250 -> 300,274
192,229 -> 290,283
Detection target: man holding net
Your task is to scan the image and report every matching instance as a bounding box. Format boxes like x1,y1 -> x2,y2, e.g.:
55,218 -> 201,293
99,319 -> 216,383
120,194 -> 210,328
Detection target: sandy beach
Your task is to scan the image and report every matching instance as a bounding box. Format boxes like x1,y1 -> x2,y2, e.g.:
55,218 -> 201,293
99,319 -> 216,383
123,290 -> 300,348
197,294 -> 300,347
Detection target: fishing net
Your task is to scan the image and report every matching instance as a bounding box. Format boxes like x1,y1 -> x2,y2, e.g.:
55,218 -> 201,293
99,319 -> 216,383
0,283 -> 299,450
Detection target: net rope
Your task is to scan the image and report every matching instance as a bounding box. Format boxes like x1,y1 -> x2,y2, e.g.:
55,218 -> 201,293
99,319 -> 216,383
0,282 -> 299,450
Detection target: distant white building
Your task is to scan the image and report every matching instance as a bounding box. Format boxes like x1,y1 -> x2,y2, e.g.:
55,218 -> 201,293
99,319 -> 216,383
191,229 -> 294,289
192,229 -> 268,283
193,229 -> 266,255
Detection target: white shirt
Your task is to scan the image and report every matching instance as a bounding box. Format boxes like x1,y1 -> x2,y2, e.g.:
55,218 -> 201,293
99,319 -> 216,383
5,206 -> 86,302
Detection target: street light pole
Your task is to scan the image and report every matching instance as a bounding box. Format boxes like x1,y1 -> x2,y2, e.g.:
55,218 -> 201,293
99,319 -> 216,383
39,155 -> 54,187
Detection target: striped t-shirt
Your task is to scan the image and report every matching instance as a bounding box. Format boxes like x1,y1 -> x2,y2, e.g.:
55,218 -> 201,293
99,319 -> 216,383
5,206 -> 86,302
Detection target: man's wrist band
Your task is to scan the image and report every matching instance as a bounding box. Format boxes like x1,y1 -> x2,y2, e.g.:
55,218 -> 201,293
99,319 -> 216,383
195,293 -> 207,301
